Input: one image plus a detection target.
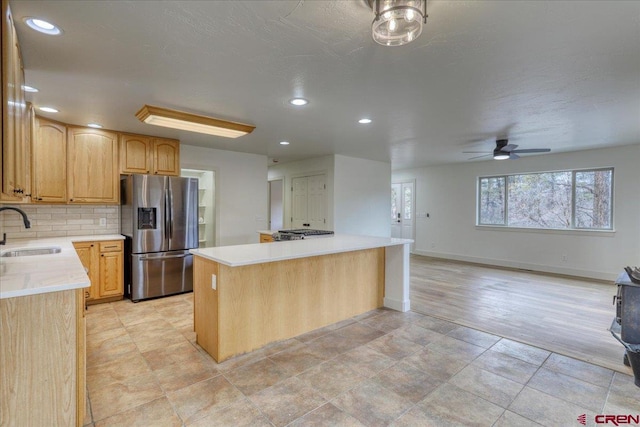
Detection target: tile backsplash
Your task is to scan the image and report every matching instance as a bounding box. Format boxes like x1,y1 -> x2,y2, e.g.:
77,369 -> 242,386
0,204 -> 119,240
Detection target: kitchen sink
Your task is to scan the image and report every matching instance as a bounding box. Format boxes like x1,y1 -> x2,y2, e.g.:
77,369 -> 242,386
0,246 -> 62,257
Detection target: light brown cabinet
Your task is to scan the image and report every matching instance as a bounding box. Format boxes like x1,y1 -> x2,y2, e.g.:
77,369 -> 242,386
73,239 -> 124,304
260,233 -> 274,243
32,117 -> 67,203
67,127 -> 119,204
1,0 -> 30,203
0,288 -> 86,426
120,134 -> 180,176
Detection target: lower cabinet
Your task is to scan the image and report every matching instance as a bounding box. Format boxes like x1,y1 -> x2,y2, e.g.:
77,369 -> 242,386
260,233 -> 274,243
73,239 -> 124,304
0,288 -> 85,426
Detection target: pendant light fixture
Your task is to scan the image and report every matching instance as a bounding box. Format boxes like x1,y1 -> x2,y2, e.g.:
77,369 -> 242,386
369,0 -> 428,46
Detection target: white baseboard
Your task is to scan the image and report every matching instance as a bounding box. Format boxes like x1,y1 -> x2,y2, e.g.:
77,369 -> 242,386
411,249 -> 616,282
384,297 -> 411,312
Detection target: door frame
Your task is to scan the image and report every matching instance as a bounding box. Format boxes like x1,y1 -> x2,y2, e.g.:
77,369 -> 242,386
268,177 -> 285,231
181,164 -> 219,247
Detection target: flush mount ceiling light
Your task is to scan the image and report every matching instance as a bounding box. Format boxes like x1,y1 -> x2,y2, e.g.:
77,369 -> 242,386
39,106 -> 58,113
358,118 -> 372,124
87,123 -> 103,129
22,85 -> 39,93
289,98 -> 308,106
279,141 -> 290,145
135,105 -> 255,138
24,17 -> 62,35
368,0 -> 427,46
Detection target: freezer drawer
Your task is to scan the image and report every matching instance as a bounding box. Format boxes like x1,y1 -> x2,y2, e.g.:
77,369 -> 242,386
131,250 -> 193,301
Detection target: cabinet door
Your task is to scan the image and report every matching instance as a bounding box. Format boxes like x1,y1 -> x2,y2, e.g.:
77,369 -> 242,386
99,248 -> 123,298
1,1 -> 29,202
67,127 -> 119,203
119,133 -> 151,175
152,138 -> 180,176
73,241 -> 99,301
32,117 -> 66,202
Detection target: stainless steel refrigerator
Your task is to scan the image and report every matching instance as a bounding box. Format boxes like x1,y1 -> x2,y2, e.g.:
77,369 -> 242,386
120,174 -> 198,302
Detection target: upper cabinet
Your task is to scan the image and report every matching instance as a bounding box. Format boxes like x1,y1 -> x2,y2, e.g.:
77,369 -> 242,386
32,117 -> 67,203
120,134 -> 180,176
152,138 -> 180,176
67,127 -> 119,204
1,0 -> 30,203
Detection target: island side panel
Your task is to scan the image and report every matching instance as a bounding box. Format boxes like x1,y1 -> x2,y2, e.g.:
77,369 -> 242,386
215,247 -> 385,362
193,256 -> 219,360
0,290 -> 77,427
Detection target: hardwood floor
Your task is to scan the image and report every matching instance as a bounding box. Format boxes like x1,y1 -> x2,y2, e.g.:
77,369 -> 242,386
410,255 -> 633,374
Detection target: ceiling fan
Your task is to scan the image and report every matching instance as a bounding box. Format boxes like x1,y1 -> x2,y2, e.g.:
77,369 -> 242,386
463,139 -> 551,160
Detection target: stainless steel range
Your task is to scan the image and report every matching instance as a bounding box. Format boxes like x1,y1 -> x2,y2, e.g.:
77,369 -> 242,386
274,229 -> 334,241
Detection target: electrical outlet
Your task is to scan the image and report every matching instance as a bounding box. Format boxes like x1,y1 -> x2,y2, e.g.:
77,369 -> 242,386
431,242 -> 436,249
561,254 -> 568,262
211,274 -> 217,290
99,217 -> 107,227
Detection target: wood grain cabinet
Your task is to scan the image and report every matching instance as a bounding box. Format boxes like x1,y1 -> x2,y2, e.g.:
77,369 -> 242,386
260,233 -> 274,243
0,288 -> 86,426
31,117 -> 67,203
1,0 -> 30,203
73,239 -> 124,304
120,134 -> 180,176
67,127 -> 119,204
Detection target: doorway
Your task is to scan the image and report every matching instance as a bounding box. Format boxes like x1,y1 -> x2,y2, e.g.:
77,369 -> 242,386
181,168 -> 216,247
391,181 -> 415,251
268,179 -> 284,231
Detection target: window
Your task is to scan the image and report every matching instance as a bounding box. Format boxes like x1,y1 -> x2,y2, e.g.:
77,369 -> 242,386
478,168 -> 613,230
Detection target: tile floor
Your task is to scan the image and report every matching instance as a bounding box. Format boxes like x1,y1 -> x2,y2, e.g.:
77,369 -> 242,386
84,293 -> 640,427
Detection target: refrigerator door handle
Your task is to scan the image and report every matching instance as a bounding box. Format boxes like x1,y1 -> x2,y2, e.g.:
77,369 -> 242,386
168,185 -> 174,239
140,253 -> 190,261
164,188 -> 170,241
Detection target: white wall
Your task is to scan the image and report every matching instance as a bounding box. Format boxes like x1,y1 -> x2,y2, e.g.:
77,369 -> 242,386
181,145 -> 268,246
333,155 -> 391,237
393,144 -> 640,281
267,156 -> 335,230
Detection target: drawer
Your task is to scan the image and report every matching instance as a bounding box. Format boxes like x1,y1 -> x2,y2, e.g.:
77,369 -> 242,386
260,234 -> 274,243
99,240 -> 123,253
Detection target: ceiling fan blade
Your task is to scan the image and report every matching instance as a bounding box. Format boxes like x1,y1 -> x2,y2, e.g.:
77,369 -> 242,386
462,150 -> 491,154
509,153 -> 520,160
502,144 -> 518,152
511,148 -> 551,153
468,154 -> 492,160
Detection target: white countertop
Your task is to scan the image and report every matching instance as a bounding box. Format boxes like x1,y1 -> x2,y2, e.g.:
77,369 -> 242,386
191,234 -> 413,267
0,234 -> 125,299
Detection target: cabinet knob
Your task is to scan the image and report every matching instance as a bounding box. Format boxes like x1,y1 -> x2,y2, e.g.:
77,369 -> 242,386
70,199 -> 74,202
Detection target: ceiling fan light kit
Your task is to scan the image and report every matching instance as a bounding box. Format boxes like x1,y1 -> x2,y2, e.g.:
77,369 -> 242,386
135,105 -> 255,138
369,0 -> 427,46
464,138 -> 551,161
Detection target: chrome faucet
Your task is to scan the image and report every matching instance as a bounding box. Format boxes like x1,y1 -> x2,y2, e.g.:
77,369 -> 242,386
0,206 -> 32,245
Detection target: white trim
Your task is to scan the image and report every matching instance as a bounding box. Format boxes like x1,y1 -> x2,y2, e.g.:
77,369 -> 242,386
412,249 -> 616,282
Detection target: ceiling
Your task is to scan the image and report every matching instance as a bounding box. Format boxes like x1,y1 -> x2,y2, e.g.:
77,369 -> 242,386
10,0 -> 640,170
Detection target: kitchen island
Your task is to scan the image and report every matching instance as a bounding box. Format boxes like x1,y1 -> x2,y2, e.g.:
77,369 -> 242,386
190,234 -> 412,362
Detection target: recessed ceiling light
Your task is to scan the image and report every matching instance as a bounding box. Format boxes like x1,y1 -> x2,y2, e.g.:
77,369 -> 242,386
39,107 -> 59,113
289,98 -> 308,106
87,123 -> 103,129
279,141 -> 290,145
24,17 -> 62,35
358,118 -> 372,124
22,85 -> 39,93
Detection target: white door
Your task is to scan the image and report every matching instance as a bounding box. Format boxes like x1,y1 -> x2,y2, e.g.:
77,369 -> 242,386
391,181 -> 415,249
307,174 -> 326,229
291,174 -> 326,229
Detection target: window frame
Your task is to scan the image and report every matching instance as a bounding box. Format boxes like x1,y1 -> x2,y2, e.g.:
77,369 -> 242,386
476,167 -> 614,231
